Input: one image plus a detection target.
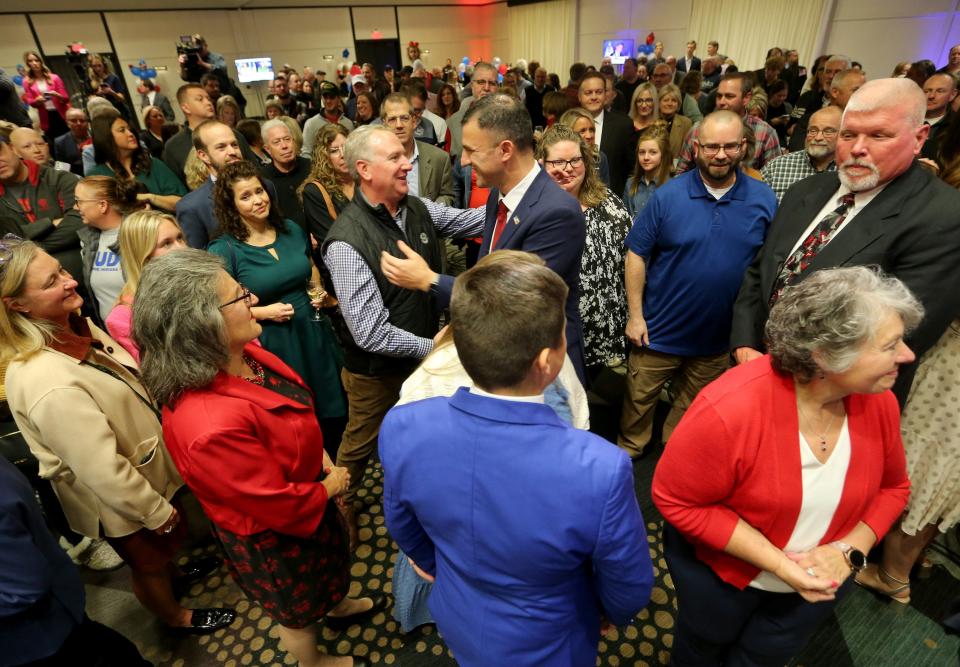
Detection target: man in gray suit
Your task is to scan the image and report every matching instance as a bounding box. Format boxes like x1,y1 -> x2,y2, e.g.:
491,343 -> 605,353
382,93 -> 454,205
447,62 -> 500,158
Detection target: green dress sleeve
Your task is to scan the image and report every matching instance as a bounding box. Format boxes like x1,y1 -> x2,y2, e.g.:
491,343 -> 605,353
145,157 -> 188,196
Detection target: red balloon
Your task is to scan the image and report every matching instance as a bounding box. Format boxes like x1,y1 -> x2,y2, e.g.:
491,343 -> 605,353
498,64 -> 508,74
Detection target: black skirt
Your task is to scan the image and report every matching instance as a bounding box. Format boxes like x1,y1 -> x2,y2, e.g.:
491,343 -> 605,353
214,505 -> 350,628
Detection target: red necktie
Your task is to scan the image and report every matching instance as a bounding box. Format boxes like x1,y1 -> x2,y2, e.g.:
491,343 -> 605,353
490,199 -> 509,250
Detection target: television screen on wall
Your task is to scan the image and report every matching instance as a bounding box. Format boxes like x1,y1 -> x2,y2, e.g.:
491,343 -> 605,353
235,57 -> 274,83
602,39 -> 634,65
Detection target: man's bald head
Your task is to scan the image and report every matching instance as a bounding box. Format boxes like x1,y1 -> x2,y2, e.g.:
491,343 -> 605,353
805,106 -> 841,159
844,78 -> 926,128
700,109 -> 746,140
9,127 -> 49,165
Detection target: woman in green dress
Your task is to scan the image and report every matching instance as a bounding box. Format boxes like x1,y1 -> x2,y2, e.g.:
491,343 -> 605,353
209,161 -> 346,456
88,109 -> 186,212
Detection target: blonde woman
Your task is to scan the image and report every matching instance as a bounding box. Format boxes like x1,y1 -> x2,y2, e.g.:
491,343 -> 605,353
299,123 -> 353,264
216,94 -> 242,128
629,82 -> 659,132
105,211 -> 187,362
558,107 -> 611,186
657,83 -> 692,159
0,235 -> 232,634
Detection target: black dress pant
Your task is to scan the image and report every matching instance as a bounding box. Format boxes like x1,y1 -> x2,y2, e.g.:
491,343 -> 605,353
663,523 -> 852,667
23,614 -> 151,666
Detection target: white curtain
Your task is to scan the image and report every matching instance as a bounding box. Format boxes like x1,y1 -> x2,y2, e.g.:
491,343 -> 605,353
688,0 -> 827,70
509,0 -> 577,81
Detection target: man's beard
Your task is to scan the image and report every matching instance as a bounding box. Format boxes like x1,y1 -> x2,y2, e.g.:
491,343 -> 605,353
805,142 -> 833,159
696,154 -> 741,185
838,158 -> 880,192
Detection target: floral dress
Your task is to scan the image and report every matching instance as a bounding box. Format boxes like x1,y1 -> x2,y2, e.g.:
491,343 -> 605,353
579,190 -> 631,368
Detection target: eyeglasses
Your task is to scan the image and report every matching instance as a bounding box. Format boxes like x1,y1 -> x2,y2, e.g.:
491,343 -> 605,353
385,114 -> 412,126
219,284 -> 253,309
544,156 -> 584,170
636,98 -> 655,106
806,127 -> 838,137
411,108 -> 424,116
697,141 -> 744,156
73,198 -> 103,207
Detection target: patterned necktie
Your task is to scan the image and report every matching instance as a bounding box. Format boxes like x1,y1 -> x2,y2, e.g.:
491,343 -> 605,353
769,192 -> 856,306
490,199 -> 509,250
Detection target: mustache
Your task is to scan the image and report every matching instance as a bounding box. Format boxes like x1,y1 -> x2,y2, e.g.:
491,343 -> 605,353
839,158 -> 880,175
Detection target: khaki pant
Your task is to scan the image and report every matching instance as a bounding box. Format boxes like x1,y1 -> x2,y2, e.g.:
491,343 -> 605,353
335,368 -> 408,506
617,346 -> 729,457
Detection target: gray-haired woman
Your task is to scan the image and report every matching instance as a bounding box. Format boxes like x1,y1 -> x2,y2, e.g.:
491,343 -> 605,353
133,248 -> 378,667
652,266 -> 916,666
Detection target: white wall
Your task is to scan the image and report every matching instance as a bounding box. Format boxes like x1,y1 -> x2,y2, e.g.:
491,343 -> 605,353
825,0 -> 960,78
398,4 -> 508,73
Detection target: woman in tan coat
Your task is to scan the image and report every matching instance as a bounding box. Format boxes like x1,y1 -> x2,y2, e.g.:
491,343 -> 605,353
0,234 -> 234,635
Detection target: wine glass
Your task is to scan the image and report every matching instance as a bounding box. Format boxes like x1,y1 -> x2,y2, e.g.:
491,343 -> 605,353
306,278 -> 326,321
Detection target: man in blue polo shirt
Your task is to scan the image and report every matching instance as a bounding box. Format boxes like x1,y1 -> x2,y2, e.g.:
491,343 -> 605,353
618,110 -> 776,459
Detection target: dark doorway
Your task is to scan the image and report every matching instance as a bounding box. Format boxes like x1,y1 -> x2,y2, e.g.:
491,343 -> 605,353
354,39 -> 402,74
45,52 -> 140,130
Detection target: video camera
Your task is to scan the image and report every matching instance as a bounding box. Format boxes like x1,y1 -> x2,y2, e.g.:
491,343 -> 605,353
65,42 -> 92,103
176,35 -> 205,81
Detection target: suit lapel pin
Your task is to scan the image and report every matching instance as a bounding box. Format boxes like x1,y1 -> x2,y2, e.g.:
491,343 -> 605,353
419,232 -> 429,244
512,216 -> 520,225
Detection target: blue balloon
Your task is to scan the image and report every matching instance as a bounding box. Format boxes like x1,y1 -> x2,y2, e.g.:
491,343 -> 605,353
342,49 -> 350,58
12,75 -> 23,86
461,56 -> 470,65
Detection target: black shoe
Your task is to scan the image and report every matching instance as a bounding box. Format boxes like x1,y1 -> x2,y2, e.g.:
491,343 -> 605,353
325,595 -> 387,631
169,607 -> 236,635
173,555 -> 222,598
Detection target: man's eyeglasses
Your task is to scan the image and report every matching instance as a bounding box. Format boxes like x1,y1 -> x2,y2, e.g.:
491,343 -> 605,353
697,141 -> 744,156
219,284 -> 253,309
806,127 -> 838,138
544,156 -> 584,170
385,114 -> 412,126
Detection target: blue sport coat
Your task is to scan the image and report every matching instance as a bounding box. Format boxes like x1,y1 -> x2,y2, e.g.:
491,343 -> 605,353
436,169 -> 588,379
0,457 -> 84,663
380,388 -> 654,667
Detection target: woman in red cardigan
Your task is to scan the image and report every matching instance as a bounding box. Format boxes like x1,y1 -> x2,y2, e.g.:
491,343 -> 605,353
21,51 -> 71,138
133,249 -> 377,667
653,266 -> 917,667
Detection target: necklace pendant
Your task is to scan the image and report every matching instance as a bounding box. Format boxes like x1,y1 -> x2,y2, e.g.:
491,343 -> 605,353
819,437 -> 827,452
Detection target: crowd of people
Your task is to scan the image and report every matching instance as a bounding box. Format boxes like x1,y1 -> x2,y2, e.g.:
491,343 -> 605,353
1,31 -> 960,667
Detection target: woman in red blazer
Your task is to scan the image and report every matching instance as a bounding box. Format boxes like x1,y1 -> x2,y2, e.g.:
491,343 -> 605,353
653,266 -> 916,667
134,249 -> 378,667
21,51 -> 70,138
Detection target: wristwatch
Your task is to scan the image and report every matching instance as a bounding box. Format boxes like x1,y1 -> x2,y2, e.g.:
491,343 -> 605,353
830,541 -> 867,572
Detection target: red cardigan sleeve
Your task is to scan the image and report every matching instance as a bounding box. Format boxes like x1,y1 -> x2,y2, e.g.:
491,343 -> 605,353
174,414 -> 329,538
859,391 -> 910,540
652,394 -> 743,551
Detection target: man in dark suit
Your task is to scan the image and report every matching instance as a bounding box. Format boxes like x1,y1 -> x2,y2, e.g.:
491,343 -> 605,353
176,120 -> 276,248
381,93 -> 454,205
380,94 -> 588,379
140,79 -> 176,121
579,71 -> 635,195
380,252 -> 653,667
54,108 -> 91,175
676,40 -> 702,74
920,72 -> 957,159
0,457 -> 151,665
731,78 -> 960,402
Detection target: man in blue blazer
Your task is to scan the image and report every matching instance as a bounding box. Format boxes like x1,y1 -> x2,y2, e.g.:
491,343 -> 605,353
176,119 -> 276,248
380,252 -> 654,667
0,456 -> 150,664
380,93 -> 588,380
